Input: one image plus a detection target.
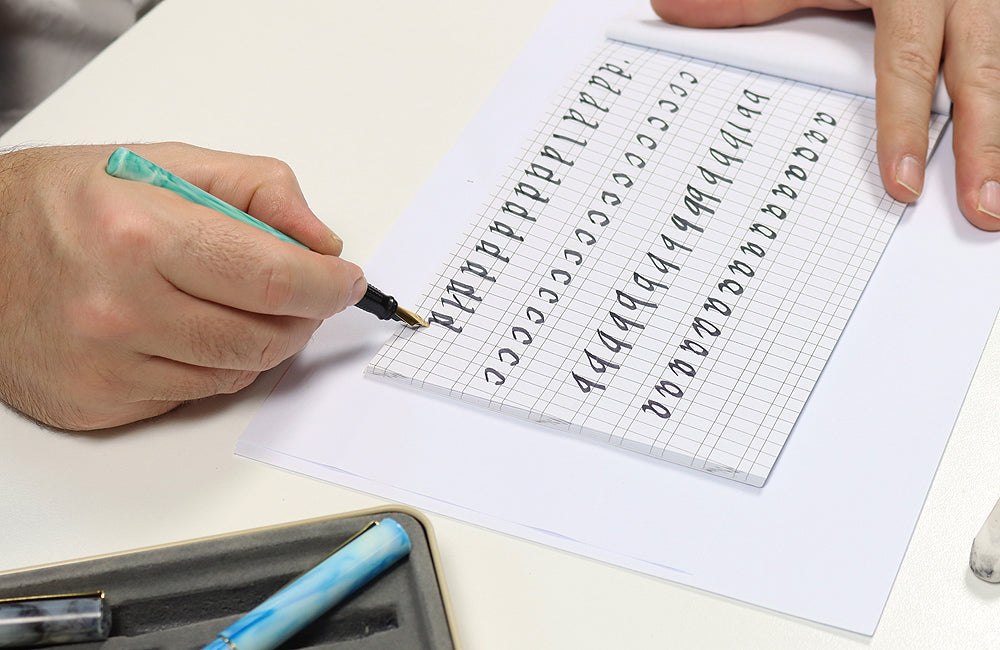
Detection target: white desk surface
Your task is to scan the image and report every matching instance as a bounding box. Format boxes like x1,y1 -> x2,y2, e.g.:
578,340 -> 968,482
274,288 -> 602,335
2,1 -> 999,647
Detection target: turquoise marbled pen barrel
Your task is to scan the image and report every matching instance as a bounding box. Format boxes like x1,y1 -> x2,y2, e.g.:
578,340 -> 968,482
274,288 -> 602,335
202,518 -> 411,650
105,148 -> 428,328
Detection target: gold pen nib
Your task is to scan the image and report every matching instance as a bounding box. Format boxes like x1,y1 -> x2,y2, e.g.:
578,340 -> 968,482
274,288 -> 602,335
395,305 -> 429,328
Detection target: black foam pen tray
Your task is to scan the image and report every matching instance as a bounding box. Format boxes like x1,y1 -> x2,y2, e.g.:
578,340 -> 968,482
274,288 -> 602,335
0,507 -> 459,649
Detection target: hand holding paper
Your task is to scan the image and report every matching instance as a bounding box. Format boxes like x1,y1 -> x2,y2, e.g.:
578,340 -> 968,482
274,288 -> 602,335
652,0 -> 1000,231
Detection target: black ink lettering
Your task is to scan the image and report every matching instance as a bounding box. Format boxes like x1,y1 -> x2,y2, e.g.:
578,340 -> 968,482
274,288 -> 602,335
736,103 -> 762,119
660,233 -> 693,253
588,75 -> 622,96
704,297 -> 731,316
429,311 -> 463,333
574,372 -> 606,393
598,62 -> 631,78
476,239 -> 510,263
609,310 -> 645,332
655,380 -> 684,398
525,163 -> 561,187
803,129 -> 828,145
658,99 -> 679,113
684,185 -> 719,217
484,368 -> 505,385
588,210 -> 610,226
502,201 -> 535,222
541,144 -> 575,167
772,183 -> 798,200
792,146 -> 819,163
671,213 -> 705,233
696,165 -> 733,186
440,292 -> 476,314
489,220 -> 524,242
709,147 -> 743,166
598,329 -> 632,354
576,228 -> 597,245
552,132 -> 588,147
647,251 -> 680,274
720,127 -> 752,151
633,271 -> 668,292
538,287 -> 559,304
563,108 -> 599,129
814,111 -> 836,126
515,181 -> 549,204
641,401 -> 670,419
785,164 -> 807,181
613,172 -> 633,188
692,317 -> 721,338
728,260 -> 755,277
743,88 -> 770,103
498,348 -> 519,366
647,116 -> 669,132
564,249 -> 583,265
726,120 -> 751,134
636,133 -> 657,150
624,152 -> 646,168
461,260 -> 496,282
680,339 -> 709,356
761,204 -> 787,220
551,269 -> 572,285
578,91 -> 610,113
616,289 -> 657,310
511,327 -> 533,345
602,190 -> 621,206
586,348 -> 620,373
669,358 -> 696,377
718,278 -> 744,295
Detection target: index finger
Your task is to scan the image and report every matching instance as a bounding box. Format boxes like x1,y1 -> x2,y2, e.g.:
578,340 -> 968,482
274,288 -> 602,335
941,0 -> 1000,230
130,143 -> 345,256
870,0 -> 945,201
151,189 -> 366,319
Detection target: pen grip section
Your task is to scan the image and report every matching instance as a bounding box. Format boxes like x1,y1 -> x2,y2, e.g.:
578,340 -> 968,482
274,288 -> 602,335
355,285 -> 399,321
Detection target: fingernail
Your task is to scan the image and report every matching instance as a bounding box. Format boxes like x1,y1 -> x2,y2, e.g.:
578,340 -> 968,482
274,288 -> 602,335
896,155 -> 922,197
349,275 -> 368,306
978,180 -> 1000,221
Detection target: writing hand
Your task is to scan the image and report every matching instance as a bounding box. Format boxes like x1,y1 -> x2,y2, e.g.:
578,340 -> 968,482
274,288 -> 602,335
0,143 -> 366,430
651,0 -> 1000,230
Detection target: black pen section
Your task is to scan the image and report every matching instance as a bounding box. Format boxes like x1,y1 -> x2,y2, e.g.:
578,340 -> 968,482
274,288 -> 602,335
355,285 -> 401,322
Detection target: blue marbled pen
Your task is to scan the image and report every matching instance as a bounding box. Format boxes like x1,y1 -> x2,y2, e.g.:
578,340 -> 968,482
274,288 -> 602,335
105,147 -> 428,328
202,518 -> 411,650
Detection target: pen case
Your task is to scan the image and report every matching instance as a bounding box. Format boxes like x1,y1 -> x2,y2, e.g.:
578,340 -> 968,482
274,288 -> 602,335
0,507 -> 459,649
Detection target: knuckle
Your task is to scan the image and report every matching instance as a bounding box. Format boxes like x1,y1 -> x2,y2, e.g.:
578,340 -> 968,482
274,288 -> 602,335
261,259 -> 297,313
885,45 -> 940,92
950,61 -> 1000,104
245,156 -> 299,214
90,197 -> 156,254
256,328 -> 292,369
257,156 -> 296,184
66,292 -> 137,341
217,369 -> 260,395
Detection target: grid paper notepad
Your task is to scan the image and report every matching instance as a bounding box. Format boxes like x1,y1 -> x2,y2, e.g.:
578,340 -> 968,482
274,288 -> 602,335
368,40 -> 947,486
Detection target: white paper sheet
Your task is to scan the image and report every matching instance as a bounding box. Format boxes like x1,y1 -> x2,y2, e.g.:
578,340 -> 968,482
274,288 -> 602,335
239,1 -> 1000,634
366,38 -> 946,486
